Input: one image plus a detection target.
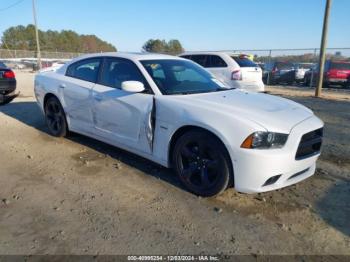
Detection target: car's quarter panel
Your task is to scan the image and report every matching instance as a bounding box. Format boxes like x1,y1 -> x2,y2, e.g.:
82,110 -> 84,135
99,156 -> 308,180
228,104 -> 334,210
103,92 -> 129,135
34,71 -> 93,132
91,83 -> 154,154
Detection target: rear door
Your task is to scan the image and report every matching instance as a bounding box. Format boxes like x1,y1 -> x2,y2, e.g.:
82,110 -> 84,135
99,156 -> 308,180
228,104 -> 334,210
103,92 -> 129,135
62,58 -> 102,132
230,56 -> 262,83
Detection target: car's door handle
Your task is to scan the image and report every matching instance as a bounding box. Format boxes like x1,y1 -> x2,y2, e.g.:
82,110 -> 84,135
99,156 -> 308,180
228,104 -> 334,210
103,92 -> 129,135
59,83 -> 66,89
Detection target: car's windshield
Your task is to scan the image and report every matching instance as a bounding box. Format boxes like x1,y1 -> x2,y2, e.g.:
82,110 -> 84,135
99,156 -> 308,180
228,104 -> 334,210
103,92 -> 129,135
0,62 -> 6,68
141,59 -> 230,95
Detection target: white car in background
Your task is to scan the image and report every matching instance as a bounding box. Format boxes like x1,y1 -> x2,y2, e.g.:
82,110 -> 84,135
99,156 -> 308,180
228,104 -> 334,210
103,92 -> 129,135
39,61 -> 67,73
34,53 -> 323,196
179,52 -> 265,92
295,63 -> 315,83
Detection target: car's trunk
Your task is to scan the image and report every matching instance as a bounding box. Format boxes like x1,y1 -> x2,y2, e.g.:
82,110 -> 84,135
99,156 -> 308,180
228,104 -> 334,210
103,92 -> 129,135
231,56 -> 262,83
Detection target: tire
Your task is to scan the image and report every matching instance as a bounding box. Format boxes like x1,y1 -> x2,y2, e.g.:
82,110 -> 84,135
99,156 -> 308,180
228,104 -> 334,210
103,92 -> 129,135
44,96 -> 68,137
173,130 -> 232,197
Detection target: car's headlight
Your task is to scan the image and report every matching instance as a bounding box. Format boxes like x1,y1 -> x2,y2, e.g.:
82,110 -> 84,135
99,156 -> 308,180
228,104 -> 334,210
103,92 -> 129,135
241,132 -> 288,149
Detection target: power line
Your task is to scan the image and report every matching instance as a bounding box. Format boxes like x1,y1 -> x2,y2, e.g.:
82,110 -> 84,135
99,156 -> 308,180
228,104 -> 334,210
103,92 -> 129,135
0,0 -> 25,12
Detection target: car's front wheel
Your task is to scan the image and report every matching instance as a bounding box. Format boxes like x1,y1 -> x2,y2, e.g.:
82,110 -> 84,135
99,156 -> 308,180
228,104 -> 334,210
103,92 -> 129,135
173,130 -> 232,197
44,96 -> 68,137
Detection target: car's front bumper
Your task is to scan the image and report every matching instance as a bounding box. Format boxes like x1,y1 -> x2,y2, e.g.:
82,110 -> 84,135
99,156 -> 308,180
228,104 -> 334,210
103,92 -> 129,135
232,115 -> 324,193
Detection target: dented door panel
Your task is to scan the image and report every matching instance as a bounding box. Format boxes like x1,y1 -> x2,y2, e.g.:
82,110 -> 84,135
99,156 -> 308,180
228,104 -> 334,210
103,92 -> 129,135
92,83 -> 154,154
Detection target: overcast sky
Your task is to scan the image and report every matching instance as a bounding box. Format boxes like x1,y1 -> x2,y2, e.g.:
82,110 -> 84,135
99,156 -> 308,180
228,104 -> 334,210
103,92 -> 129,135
0,0 -> 349,52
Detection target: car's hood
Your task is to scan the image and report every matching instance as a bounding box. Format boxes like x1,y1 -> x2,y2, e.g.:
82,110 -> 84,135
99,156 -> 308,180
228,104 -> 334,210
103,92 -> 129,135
173,90 -> 313,133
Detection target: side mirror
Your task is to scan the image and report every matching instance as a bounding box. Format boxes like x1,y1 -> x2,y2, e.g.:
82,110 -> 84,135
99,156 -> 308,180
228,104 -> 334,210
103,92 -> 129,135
121,81 -> 145,93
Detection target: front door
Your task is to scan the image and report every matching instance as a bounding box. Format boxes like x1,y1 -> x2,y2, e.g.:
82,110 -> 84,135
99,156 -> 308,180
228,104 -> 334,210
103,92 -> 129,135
92,57 -> 154,154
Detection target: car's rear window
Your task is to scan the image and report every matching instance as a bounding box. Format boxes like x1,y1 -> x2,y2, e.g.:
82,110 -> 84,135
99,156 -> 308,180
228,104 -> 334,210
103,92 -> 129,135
0,62 -> 6,68
231,57 -> 257,68
330,62 -> 350,70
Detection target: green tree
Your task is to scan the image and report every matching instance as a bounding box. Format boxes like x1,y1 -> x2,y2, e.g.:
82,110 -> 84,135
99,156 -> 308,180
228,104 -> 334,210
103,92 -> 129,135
166,39 -> 184,55
142,39 -> 184,55
0,24 -> 117,53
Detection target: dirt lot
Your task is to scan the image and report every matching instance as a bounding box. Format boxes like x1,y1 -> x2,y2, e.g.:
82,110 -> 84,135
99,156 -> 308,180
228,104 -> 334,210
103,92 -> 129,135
0,72 -> 349,255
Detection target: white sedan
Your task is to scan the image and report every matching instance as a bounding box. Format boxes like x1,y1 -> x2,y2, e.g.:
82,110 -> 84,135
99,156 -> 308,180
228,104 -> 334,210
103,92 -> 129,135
34,53 -> 324,197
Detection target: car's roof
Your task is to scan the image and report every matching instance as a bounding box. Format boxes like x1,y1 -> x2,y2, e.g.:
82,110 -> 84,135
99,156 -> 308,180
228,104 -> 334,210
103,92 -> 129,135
71,52 -> 183,63
180,51 -> 241,56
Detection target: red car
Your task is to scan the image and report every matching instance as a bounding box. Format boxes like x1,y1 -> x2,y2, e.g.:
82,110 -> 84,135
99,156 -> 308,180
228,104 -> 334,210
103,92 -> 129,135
304,60 -> 350,88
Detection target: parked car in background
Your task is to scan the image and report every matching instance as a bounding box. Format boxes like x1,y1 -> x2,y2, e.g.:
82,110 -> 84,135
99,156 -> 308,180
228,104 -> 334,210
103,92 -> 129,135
0,61 -> 17,103
304,60 -> 350,88
263,61 -> 296,85
179,52 -> 264,92
35,53 -> 324,196
294,63 -> 315,84
39,61 -> 67,73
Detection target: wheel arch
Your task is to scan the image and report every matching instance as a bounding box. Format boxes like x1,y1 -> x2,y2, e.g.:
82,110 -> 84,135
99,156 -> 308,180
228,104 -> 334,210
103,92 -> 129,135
43,92 -> 70,131
168,125 -> 234,186
43,93 -> 57,109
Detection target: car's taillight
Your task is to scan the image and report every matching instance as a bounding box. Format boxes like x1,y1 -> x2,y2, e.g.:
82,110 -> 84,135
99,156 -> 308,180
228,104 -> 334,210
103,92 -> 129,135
231,69 -> 242,80
3,70 -> 15,79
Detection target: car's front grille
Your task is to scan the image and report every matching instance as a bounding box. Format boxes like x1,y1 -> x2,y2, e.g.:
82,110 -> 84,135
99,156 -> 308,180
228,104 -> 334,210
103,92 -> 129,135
295,128 -> 323,160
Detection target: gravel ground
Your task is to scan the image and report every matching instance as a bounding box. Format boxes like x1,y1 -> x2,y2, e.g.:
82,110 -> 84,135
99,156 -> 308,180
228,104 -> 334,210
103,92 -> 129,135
0,72 -> 349,255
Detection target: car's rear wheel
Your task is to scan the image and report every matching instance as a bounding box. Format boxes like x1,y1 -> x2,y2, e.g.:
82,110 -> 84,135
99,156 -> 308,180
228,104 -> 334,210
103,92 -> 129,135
173,130 -> 231,197
44,96 -> 68,137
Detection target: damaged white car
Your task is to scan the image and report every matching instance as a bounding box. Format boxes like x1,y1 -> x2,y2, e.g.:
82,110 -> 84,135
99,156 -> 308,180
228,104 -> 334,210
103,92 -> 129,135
34,53 -> 324,196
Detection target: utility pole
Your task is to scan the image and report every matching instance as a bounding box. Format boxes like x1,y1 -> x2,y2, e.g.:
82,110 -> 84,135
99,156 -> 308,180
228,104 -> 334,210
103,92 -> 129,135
32,0 -> 42,70
316,0 -> 332,97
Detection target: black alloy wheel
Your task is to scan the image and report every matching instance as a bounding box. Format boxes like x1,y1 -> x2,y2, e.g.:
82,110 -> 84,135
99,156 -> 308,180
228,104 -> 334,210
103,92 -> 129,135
45,96 -> 68,137
173,130 -> 231,197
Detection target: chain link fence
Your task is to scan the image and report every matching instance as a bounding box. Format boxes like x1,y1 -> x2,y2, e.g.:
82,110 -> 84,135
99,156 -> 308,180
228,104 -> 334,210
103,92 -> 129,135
0,49 -> 83,59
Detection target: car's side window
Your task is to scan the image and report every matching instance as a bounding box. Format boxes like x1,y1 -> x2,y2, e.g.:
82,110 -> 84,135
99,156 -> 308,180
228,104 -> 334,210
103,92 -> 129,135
190,55 -> 208,67
99,58 -> 151,92
66,58 -> 101,83
206,55 -> 227,68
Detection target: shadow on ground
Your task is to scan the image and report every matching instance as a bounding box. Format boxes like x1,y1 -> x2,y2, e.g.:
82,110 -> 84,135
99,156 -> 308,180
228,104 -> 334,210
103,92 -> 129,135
315,179 -> 350,237
0,101 -> 183,191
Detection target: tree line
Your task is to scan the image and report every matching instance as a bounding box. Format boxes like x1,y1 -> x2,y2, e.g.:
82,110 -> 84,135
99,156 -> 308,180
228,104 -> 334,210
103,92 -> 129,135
0,25 -> 186,55
255,53 -> 349,63
1,25 -> 117,53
